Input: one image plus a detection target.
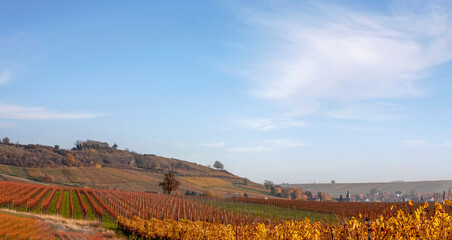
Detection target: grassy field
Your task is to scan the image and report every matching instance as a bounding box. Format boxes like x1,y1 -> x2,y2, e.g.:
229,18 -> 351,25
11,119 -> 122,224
45,190 -> 61,215
72,191 -> 84,219
182,177 -> 231,187
61,190 -> 71,218
199,199 -> 336,223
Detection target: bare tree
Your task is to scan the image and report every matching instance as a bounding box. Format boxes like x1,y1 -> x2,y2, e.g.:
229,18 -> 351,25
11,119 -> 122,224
159,172 -> 180,194
213,161 -> 224,170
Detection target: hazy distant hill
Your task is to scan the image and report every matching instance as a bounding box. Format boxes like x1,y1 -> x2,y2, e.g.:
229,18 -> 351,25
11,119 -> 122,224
282,181 -> 452,196
0,140 -> 271,198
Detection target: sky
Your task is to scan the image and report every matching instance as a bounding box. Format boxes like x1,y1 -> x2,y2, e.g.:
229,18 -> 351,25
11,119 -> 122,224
1,0 -> 452,184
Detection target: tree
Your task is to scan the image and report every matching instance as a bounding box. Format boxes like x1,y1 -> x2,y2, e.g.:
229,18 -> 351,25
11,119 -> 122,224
159,172 -> 180,194
203,189 -> 216,198
291,188 -> 303,200
42,175 -> 55,182
2,137 -> 10,144
213,161 -> 224,170
304,191 -> 313,200
243,178 -> 249,185
63,153 -> 77,167
370,187 -> 379,194
331,180 -> 336,184
264,180 -> 274,189
112,143 -> 118,149
272,186 -> 282,197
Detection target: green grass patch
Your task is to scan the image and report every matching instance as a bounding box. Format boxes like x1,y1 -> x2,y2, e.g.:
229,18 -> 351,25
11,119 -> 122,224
102,212 -> 118,231
202,200 -> 336,223
9,166 -> 29,178
30,190 -> 52,214
231,185 -> 272,196
45,190 -> 61,215
61,190 -> 70,218
0,164 -> 11,174
71,191 -> 84,219
79,192 -> 96,220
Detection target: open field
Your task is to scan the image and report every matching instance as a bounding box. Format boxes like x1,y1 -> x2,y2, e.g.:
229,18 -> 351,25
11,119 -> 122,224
197,198 -> 336,222
283,180 -> 452,196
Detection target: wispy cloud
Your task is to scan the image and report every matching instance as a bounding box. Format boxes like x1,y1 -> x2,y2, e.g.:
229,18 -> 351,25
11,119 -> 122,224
403,139 -> 425,147
228,138 -> 305,152
326,102 -> 406,121
326,123 -> 382,132
234,1 -> 452,119
236,117 -> 306,131
0,71 -> 11,85
438,140 -> 452,147
199,142 -> 226,147
0,103 -> 103,120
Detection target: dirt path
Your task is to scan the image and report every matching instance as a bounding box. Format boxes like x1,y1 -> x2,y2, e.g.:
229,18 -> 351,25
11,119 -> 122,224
0,173 -> 45,184
0,208 -> 120,239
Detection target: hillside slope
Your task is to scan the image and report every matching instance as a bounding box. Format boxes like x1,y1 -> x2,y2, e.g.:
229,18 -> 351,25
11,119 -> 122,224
0,141 -> 271,197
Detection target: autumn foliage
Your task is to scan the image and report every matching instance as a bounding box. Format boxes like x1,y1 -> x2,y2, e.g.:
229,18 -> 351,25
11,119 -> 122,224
118,201 -> 452,239
3,180 -> 452,240
0,213 -> 54,240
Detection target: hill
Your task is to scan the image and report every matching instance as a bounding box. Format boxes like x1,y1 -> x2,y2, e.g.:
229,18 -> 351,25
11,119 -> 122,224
0,140 -> 271,198
282,180 -> 452,196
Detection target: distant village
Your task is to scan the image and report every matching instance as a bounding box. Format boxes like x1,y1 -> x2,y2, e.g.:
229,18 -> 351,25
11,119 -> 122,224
264,180 -> 447,202
273,186 -> 444,203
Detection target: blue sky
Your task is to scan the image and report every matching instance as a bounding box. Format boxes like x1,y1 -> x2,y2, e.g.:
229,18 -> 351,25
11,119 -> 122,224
1,0 -> 452,184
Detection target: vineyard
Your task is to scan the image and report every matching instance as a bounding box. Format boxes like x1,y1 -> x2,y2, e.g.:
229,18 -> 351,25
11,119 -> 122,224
1,180 -> 452,239
118,201 -> 452,239
0,213 -> 54,240
0,213 -> 102,240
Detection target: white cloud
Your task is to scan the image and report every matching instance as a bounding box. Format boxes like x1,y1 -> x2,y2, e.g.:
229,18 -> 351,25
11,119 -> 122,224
0,71 -> 11,85
326,102 -> 405,121
228,138 -> 305,152
403,140 -> 425,147
0,103 -> 103,120
438,140 -> 452,147
199,142 -> 226,147
236,117 -> 306,131
235,1 -> 452,119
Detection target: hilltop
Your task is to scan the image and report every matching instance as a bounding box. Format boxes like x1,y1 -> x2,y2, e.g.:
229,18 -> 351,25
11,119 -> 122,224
0,140 -> 271,198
